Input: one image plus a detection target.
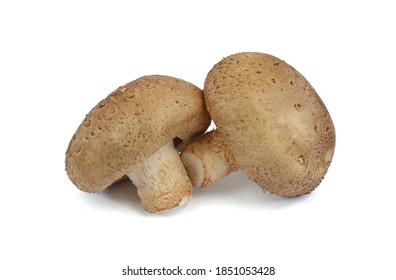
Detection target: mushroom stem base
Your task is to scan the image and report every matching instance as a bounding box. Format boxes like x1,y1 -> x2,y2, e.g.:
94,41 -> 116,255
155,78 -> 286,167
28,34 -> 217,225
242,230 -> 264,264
127,141 -> 192,213
181,130 -> 237,187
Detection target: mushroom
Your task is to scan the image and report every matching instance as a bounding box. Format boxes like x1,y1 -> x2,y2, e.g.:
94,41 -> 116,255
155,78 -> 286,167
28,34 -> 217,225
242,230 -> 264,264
181,53 -> 336,197
66,75 -> 211,212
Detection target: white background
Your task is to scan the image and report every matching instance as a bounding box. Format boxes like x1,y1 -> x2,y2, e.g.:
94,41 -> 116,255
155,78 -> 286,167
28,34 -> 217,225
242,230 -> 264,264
1,0 -> 395,279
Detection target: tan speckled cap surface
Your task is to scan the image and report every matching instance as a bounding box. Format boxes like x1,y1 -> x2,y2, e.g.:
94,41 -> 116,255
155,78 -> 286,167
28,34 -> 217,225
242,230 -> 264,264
66,75 -> 210,193
204,52 -> 335,196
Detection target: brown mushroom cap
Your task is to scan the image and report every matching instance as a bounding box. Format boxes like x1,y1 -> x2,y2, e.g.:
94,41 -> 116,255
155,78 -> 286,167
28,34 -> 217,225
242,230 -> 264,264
66,75 -> 210,193
204,52 -> 335,196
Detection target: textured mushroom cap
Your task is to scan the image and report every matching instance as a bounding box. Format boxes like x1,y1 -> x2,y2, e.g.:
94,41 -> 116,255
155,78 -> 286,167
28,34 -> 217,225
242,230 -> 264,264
204,53 -> 336,196
66,75 -> 211,193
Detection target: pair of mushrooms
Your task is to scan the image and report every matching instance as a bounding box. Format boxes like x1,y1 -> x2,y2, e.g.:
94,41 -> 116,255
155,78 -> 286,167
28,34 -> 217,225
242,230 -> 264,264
65,52 -> 336,213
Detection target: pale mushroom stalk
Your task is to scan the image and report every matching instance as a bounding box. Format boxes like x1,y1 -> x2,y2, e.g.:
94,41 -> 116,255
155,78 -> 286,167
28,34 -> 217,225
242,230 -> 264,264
128,141 -> 192,212
181,130 -> 236,187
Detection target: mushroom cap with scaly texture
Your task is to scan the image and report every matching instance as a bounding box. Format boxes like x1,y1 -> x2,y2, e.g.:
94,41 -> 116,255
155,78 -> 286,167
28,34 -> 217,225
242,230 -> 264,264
204,53 -> 336,197
65,75 -> 211,193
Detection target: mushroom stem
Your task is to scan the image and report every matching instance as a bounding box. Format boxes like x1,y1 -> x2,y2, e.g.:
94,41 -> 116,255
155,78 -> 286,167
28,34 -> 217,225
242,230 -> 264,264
127,141 -> 192,213
180,130 -> 237,188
